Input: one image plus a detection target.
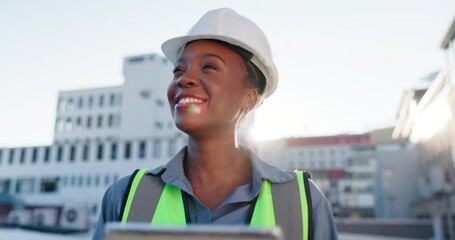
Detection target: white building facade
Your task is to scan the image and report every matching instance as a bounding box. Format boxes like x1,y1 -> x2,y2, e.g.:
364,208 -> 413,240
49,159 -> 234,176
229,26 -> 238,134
0,53 -> 188,224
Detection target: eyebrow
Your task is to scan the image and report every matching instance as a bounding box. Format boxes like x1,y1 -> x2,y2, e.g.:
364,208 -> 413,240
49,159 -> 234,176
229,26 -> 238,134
175,53 -> 226,65
202,53 -> 226,65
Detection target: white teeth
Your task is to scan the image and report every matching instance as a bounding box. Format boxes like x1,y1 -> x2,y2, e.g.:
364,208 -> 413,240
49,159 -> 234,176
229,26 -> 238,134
178,97 -> 203,104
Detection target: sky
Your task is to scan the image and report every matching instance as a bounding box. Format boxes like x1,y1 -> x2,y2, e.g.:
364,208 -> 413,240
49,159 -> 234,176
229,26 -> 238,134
0,0 -> 454,147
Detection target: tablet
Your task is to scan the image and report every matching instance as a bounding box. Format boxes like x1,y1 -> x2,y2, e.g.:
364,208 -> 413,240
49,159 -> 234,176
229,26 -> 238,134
104,222 -> 282,240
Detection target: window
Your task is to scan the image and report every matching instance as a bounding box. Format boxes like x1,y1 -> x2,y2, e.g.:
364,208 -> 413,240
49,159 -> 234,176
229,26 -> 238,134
156,99 -> 164,106
95,175 -> 100,187
19,148 -> 26,164
57,146 -> 63,162
153,140 -> 161,158
140,90 -> 151,99
44,147 -> 50,163
55,118 -> 64,132
86,175 -> 91,187
104,175 -> 110,186
124,142 -> 131,160
99,95 -> 104,107
65,118 -> 72,131
16,178 -> 34,194
83,144 -> 89,161
97,144 -> 104,161
117,94 -> 122,106
31,148 -> 38,164
108,114 -> 114,127
78,97 -> 84,108
67,98 -> 74,111
78,175 -> 83,187
76,117 -> 82,130
8,149 -> 14,164
320,160 -> 326,168
57,97 -> 66,112
129,56 -> 144,63
339,149 -> 346,155
71,176 -> 76,186
40,178 -> 58,193
109,94 -> 115,106
86,116 -> 92,129
319,149 -> 325,156
97,115 -> 103,128
88,96 -> 93,108
69,145 -> 76,162
0,149 -> 2,165
168,139 -> 176,157
0,179 -> 11,193
139,141 -> 146,159
155,121 -> 163,129
110,143 -> 117,160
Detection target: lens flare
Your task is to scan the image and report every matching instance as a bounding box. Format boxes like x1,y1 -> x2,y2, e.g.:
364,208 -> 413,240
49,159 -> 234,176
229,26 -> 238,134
188,105 -> 201,115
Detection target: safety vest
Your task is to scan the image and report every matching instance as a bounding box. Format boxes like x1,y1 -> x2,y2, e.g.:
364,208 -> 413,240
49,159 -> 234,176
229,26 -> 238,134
120,169 -> 314,240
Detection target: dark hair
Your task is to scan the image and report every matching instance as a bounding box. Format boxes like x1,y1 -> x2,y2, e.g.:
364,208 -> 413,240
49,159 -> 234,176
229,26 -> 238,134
242,59 -> 266,95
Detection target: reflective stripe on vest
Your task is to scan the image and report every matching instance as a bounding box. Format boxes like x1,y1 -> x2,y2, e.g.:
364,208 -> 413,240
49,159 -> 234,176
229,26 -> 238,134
121,169 -> 312,240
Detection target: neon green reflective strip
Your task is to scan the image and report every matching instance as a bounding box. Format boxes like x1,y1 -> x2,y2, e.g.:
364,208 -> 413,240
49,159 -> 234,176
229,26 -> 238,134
250,180 -> 275,227
121,169 -> 148,223
151,184 -> 186,225
296,171 -> 309,240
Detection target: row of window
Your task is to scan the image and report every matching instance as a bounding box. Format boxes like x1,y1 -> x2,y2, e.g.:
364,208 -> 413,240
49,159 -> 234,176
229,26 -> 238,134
0,173 -> 119,195
288,159 -> 342,169
128,54 -> 168,65
61,173 -> 119,188
287,148 -> 348,158
0,177 -> 58,194
57,92 -> 122,112
0,139 -> 178,166
55,114 -> 121,132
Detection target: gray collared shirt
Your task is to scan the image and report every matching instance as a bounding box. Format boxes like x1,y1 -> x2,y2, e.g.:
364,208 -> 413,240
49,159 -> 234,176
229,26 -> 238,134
93,147 -> 338,239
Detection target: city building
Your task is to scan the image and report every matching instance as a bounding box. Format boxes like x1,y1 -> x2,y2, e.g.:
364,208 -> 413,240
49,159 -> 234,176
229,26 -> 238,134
256,128 -> 418,219
256,133 -> 376,217
0,53 -> 189,225
393,17 -> 455,239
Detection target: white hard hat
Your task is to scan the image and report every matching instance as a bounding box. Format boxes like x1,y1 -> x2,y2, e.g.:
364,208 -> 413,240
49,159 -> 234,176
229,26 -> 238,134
161,8 -> 278,106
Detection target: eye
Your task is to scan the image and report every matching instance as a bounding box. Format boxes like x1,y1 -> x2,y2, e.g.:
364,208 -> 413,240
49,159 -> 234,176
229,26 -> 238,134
173,66 -> 184,76
202,64 -> 216,72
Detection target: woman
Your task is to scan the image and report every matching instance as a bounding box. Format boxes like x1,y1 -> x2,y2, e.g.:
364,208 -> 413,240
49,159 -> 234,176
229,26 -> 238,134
94,8 -> 337,240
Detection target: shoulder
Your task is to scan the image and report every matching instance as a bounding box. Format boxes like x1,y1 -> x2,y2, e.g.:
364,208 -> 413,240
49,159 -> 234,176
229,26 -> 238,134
307,178 -> 324,210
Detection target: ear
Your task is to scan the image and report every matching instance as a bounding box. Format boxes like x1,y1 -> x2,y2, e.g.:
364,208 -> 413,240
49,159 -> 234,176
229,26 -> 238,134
242,88 -> 258,111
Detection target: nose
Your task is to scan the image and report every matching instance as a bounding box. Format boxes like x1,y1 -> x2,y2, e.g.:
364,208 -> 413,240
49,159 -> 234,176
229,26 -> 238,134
176,71 -> 199,88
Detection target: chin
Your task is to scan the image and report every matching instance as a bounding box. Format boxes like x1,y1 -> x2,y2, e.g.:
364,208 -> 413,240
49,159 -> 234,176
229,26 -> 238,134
174,120 -> 204,135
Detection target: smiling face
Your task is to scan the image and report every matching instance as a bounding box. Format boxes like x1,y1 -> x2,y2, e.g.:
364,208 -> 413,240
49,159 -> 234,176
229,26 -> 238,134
167,40 -> 257,137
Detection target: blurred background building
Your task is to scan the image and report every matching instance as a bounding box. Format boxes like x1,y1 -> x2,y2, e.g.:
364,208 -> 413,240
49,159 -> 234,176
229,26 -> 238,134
0,54 -> 188,228
392,17 -> 455,240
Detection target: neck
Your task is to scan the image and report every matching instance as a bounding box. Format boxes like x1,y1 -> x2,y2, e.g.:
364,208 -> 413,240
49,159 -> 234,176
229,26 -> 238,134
184,134 -> 251,185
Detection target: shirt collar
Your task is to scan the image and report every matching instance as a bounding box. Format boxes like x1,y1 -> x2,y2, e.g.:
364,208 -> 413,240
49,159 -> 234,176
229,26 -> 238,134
148,146 -> 294,190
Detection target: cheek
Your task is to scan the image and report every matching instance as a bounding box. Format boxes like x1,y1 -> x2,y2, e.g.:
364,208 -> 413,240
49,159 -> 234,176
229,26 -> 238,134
167,83 -> 176,107
167,83 -> 175,104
